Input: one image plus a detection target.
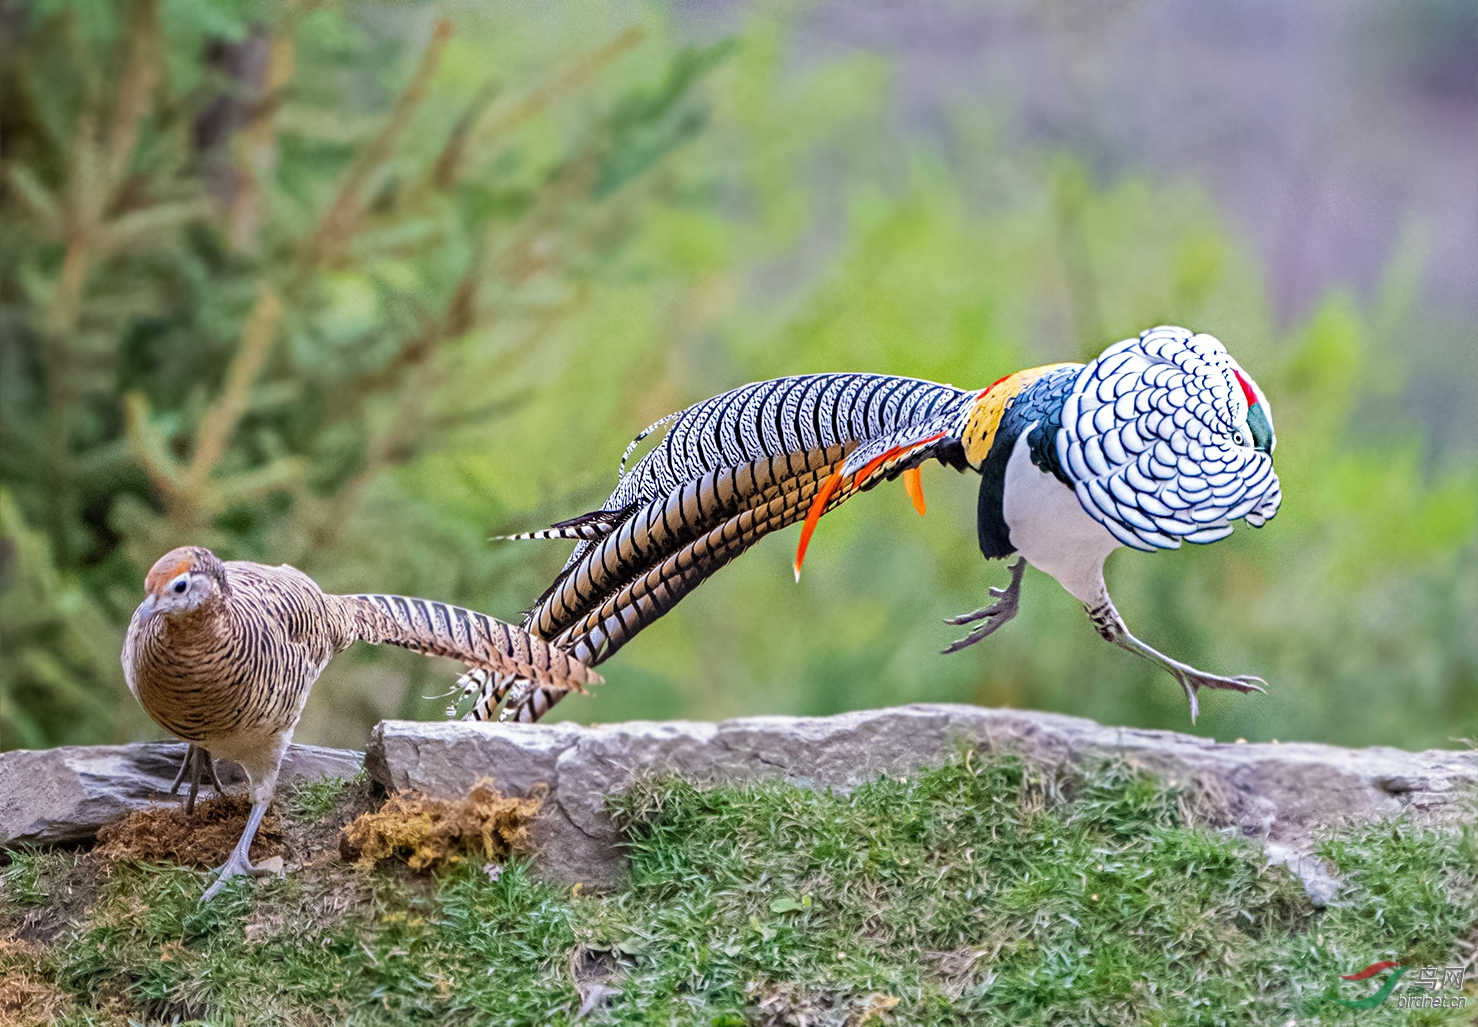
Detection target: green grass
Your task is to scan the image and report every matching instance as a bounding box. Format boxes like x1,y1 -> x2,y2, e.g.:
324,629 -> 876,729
2,751 -> 1474,1025
280,771 -> 366,823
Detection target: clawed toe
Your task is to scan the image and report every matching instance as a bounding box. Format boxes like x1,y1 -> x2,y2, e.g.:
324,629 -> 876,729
201,868 -> 241,903
942,599 -> 1019,652
942,608 -> 1014,653
944,557 -> 1027,643
1173,669 -> 1269,723
942,627 -> 994,653
1188,672 -> 1267,695
1230,675 -> 1267,694
201,857 -> 276,903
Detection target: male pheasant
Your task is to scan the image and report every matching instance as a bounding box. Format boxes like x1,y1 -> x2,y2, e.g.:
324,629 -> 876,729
483,326 -> 1280,724
122,546 -> 599,901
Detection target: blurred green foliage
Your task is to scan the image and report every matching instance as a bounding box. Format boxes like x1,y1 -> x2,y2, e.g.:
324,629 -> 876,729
2,1 -> 1474,752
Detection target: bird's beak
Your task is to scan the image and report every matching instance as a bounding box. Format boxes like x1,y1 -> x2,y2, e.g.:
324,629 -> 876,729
136,594 -> 158,621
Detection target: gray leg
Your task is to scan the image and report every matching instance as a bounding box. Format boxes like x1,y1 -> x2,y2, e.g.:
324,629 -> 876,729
168,745 -> 222,815
203,751 -> 224,793
200,799 -> 274,903
168,745 -> 194,796
1085,592 -> 1266,722
169,745 -> 203,814
186,767 -> 201,814
942,557 -> 1027,654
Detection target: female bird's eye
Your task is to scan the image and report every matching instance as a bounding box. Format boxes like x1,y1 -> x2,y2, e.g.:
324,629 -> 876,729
1233,430 -> 1246,447
173,579 -> 188,594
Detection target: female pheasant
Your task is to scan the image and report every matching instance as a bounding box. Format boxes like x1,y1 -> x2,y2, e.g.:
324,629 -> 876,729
122,546 -> 599,901
486,326 -> 1279,725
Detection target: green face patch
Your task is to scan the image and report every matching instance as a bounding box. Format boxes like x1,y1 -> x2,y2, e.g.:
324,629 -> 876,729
1247,402 -> 1275,454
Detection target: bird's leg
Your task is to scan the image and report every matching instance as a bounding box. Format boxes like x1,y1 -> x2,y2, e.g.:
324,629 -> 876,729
168,745 -> 193,797
199,801 -> 273,902
1084,592 -> 1266,723
942,557 -> 1027,654
189,749 -> 224,815
200,768 -> 280,904
185,761 -> 201,815
203,751 -> 224,793
168,745 -> 222,815
168,745 -> 203,814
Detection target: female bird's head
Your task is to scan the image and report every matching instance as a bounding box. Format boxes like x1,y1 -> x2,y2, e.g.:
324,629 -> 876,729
136,546 -> 229,621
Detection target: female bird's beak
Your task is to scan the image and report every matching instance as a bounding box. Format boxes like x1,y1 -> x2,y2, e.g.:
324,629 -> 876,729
136,594 -> 158,621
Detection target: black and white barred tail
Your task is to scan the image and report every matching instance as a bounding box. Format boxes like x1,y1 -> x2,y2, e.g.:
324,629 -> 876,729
492,509 -> 624,543
447,666 -> 563,723
493,375 -> 980,722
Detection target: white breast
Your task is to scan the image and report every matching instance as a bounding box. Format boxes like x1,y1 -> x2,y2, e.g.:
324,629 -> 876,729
1002,427 -> 1122,604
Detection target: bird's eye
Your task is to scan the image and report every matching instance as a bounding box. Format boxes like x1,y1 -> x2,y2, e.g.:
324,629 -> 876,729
172,579 -> 188,594
1233,431 -> 1246,447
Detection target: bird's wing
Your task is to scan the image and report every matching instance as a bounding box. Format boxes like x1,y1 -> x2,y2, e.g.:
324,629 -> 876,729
120,608 -> 145,701
520,373 -> 978,665
339,593 -> 601,694
1057,326 -> 1283,552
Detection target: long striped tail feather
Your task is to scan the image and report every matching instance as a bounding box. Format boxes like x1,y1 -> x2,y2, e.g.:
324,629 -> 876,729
448,666 -> 570,724
492,508 -> 630,543
506,372 -> 983,724
527,435 -> 968,670
526,445 -> 848,642
618,412 -> 680,479
508,429 -> 971,720
343,593 -> 601,701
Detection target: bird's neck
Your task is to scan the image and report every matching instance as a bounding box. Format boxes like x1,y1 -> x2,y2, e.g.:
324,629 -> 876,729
130,595 -> 237,742
961,362 -> 1080,470
155,598 -> 231,649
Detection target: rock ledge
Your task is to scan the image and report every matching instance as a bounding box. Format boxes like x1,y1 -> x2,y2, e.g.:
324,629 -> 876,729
4,706 -> 1471,905
0,743 -> 362,846
365,704 -> 1476,896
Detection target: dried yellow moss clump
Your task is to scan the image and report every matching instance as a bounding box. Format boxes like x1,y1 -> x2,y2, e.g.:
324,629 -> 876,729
339,779 -> 540,871
95,796 -> 281,868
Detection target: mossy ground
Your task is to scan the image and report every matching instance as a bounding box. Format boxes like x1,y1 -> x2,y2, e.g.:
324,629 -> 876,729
1,751 -> 1474,1026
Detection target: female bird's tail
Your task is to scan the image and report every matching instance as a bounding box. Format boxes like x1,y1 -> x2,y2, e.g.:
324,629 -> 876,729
338,594 -> 600,715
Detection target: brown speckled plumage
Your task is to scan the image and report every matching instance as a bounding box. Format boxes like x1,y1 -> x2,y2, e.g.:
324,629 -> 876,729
122,545 -> 598,900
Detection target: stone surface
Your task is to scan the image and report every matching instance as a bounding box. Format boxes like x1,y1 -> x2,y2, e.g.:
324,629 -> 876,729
6,706 -> 1473,906
0,742 -> 362,846
366,704 -> 1477,895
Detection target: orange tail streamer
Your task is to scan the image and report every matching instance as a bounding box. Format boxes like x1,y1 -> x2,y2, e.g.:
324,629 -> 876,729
794,432 -> 945,582
794,470 -> 845,582
855,432 -> 946,485
902,467 -> 926,516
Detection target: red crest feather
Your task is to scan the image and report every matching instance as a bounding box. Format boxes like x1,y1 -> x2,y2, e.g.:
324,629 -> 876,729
1233,369 -> 1259,409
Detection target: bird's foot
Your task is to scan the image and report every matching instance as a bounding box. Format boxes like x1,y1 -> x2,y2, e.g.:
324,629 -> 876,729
1168,667 -> 1267,723
1091,590 -> 1267,724
198,799 -> 275,904
942,558 -> 1025,654
200,854 -> 277,904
